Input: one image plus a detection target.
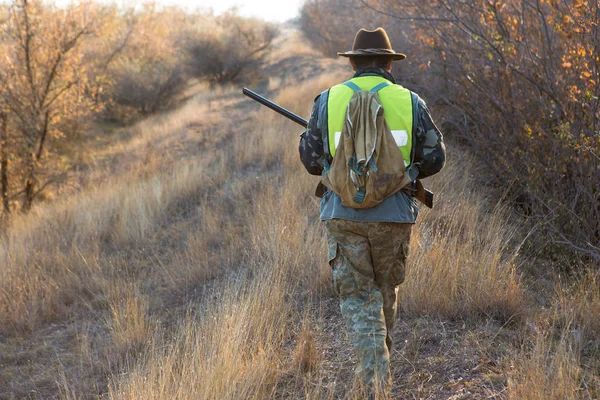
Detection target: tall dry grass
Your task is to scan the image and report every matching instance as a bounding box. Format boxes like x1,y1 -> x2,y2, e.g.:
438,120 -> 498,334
0,84 -> 245,334
0,160 -> 219,332
108,179 -> 325,399
401,153 -> 524,322
501,268 -> 600,399
104,85 -> 330,396
104,75 -> 527,399
3,53 -> 596,398
508,327 -> 583,400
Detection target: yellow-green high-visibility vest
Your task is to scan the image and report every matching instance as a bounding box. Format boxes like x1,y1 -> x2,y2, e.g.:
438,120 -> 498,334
327,76 -> 413,167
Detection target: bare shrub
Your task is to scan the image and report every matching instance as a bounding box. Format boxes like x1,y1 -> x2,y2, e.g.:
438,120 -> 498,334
110,58 -> 186,116
397,0 -> 600,263
105,5 -> 190,120
184,13 -> 278,85
299,0 -> 391,57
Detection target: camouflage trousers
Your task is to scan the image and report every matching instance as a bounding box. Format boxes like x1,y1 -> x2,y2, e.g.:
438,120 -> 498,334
325,219 -> 412,387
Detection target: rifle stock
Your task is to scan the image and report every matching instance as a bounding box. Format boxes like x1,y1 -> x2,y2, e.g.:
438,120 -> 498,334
242,87 -> 434,208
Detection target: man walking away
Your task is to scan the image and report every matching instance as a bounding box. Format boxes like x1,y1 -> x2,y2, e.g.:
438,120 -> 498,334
299,27 -> 446,395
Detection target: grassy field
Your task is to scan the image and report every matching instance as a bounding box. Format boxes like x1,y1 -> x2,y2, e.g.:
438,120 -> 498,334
1,28 -> 599,399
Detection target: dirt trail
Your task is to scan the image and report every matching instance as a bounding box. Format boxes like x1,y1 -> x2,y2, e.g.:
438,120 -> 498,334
235,28 -> 516,399
0,27 -> 519,400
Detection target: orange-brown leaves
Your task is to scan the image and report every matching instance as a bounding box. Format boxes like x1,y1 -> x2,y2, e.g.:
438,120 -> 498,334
300,0 -> 600,260
0,0 -> 124,210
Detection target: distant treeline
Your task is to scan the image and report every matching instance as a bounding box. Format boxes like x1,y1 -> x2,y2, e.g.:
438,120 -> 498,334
301,0 -> 600,263
0,0 -> 277,214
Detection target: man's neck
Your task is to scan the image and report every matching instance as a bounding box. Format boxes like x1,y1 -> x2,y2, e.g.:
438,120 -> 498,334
353,67 -> 396,84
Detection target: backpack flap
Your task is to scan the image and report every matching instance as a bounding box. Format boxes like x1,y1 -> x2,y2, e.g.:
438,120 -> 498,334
322,86 -> 412,209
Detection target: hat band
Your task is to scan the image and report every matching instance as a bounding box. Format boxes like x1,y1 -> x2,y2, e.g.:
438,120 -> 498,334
349,48 -> 396,55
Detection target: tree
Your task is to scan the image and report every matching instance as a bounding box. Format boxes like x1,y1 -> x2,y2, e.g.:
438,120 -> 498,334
381,0 -> 600,261
0,0 -> 110,212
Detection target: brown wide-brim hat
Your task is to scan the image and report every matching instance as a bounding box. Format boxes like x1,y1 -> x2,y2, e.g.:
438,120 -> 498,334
337,27 -> 406,61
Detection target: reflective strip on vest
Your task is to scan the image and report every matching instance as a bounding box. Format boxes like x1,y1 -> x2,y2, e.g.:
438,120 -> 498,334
327,76 -> 413,166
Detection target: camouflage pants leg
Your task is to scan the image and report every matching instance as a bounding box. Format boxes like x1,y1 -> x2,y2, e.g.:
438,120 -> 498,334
325,219 -> 412,387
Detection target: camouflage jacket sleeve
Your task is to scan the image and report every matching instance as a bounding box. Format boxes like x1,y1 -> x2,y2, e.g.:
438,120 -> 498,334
412,95 -> 446,179
298,95 -> 325,176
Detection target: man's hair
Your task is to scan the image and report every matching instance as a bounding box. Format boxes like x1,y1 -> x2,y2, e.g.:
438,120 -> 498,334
350,55 -> 394,70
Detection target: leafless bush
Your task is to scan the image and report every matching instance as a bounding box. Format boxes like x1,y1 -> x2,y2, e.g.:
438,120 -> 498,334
299,0 -> 391,57
104,5 -> 190,120
111,59 -> 186,116
184,13 -> 278,85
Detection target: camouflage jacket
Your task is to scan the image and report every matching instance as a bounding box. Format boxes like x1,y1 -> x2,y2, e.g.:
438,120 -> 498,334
299,68 -> 446,223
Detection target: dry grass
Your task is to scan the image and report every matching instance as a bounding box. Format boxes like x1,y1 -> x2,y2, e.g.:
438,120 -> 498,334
294,321 -> 319,374
108,266 -> 297,399
504,269 -> 600,399
0,161 -> 218,333
401,153 -> 524,322
556,272 -> 600,344
103,77 -> 528,399
1,28 -> 597,400
107,282 -> 150,354
0,84 -> 248,335
107,133 -> 328,398
508,325 -> 582,400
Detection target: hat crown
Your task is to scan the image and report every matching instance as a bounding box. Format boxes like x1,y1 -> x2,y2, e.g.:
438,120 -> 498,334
352,27 -> 393,52
337,27 -> 406,61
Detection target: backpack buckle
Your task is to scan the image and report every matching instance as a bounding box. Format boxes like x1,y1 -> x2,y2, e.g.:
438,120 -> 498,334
353,188 -> 366,204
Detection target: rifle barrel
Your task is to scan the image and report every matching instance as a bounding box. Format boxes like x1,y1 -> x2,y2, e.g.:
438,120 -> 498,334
241,87 -> 434,208
242,88 -> 308,128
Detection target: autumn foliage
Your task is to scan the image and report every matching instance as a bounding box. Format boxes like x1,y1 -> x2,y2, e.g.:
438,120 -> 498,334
0,0 -> 276,215
0,0 -> 111,212
301,0 -> 600,262
0,2 -> 598,399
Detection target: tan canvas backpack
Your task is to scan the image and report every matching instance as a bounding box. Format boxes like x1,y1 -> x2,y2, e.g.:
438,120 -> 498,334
321,82 -> 413,209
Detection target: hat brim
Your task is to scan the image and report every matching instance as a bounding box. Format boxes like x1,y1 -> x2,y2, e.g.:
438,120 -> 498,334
337,50 -> 406,61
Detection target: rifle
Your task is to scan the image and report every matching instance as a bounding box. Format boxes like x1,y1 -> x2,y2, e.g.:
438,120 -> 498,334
242,87 -> 434,208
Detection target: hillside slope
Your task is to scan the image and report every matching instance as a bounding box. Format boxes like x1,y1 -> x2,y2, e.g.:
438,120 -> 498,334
1,27 -> 597,399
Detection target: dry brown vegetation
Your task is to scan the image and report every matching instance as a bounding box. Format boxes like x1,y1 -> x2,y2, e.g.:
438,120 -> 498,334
184,12 -> 279,85
0,0 -> 277,214
302,0 -> 600,263
0,1 -> 599,399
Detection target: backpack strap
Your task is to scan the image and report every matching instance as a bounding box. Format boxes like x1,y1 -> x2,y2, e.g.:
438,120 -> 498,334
369,81 -> 391,93
409,91 -> 419,167
343,80 -> 391,93
343,81 -> 362,92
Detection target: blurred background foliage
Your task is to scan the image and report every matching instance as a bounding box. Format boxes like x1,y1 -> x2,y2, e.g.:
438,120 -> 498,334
0,0 -> 277,215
